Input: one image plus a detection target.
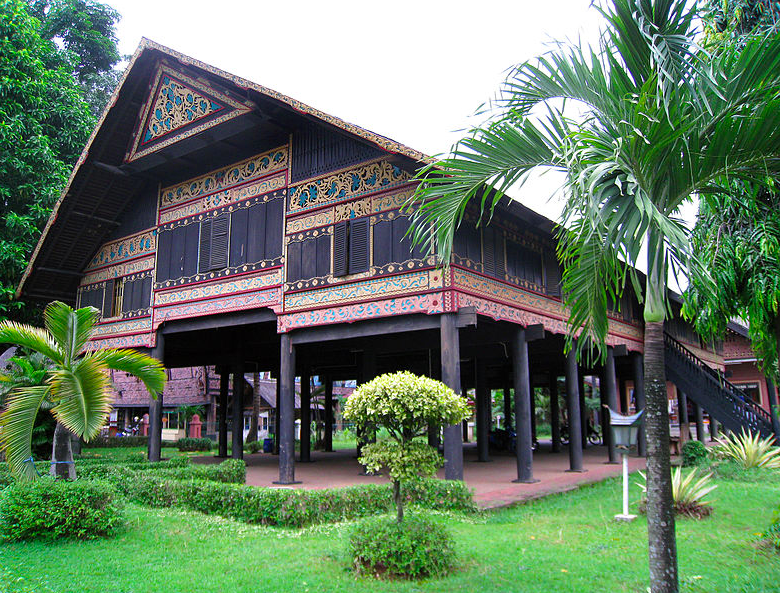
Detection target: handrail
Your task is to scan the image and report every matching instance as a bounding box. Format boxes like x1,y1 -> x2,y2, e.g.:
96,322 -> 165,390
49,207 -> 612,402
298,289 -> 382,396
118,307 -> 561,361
664,332 -> 772,425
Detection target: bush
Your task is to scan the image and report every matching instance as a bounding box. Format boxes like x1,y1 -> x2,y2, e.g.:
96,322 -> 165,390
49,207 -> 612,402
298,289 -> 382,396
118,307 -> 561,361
245,441 -> 263,454
0,478 -> 125,541
176,438 -> 213,452
79,459 -> 246,485
84,436 -> 149,448
108,476 -> 472,528
349,514 -> 454,579
682,440 -> 708,466
637,467 -> 717,518
714,429 -> 780,469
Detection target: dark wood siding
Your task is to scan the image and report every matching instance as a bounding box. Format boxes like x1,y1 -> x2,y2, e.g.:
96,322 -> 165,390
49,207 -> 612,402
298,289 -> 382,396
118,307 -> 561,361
264,198 -> 283,259
291,124 -> 385,183
102,279 -> 115,317
543,253 -> 561,297
287,234 -> 332,283
333,221 -> 348,276
79,285 -> 104,310
121,276 -> 152,313
373,215 -> 425,267
247,201 -> 267,263
373,219 -> 392,267
229,207 -> 248,267
506,242 -> 543,287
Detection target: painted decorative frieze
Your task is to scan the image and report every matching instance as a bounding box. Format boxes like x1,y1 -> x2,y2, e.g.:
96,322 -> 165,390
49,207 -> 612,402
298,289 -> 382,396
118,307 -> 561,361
93,317 -> 153,339
288,160 -> 411,213
278,292 -> 445,332
80,255 -> 155,286
154,270 -> 282,307
153,286 -> 281,329
89,333 -> 154,350
160,146 -> 288,208
85,230 -> 156,271
283,269 -> 444,312
126,64 -> 253,162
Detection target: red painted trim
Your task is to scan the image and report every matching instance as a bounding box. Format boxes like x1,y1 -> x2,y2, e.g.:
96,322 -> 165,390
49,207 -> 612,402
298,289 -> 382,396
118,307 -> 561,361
283,265 -> 438,296
154,285 -> 281,308
153,265 -> 283,293
283,287 -> 441,316
95,314 -> 151,327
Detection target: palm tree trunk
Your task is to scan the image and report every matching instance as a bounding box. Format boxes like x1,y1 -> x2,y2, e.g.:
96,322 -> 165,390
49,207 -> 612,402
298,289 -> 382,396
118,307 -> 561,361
246,372 -> 260,443
644,321 -> 678,592
50,421 -> 76,480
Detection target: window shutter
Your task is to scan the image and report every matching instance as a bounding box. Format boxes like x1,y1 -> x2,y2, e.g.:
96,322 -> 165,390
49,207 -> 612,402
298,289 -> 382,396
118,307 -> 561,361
333,221 -> 348,276
156,229 -> 171,282
316,234 -> 331,277
229,208 -> 248,267
121,279 -> 135,314
301,237 -> 317,280
199,218 -> 212,274
209,213 -> 230,270
545,254 -> 561,297
102,280 -> 115,318
483,228 -> 495,276
349,218 -> 369,274
264,198 -> 283,259
372,220 -> 392,267
183,223 -> 200,278
286,241 -> 302,282
493,230 -> 505,279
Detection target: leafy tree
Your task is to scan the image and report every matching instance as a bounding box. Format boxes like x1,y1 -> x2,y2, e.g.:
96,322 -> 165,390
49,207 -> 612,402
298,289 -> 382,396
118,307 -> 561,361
409,1 -> 780,590
0,301 -> 166,480
700,0 -> 780,46
343,371 -> 470,522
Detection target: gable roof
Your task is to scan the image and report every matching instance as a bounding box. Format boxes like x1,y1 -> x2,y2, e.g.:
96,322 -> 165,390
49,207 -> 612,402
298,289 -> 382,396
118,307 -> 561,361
17,38 -> 430,301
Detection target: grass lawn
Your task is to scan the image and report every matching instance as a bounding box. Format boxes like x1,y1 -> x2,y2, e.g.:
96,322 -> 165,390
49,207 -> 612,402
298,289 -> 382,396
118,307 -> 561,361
1,468 -> 778,593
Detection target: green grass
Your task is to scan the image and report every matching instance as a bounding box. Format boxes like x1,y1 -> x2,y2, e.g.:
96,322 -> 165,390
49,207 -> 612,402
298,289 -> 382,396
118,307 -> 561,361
2,470 -> 778,592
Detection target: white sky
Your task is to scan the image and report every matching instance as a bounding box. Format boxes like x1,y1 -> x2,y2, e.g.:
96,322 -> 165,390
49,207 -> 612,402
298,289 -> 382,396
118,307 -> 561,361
107,0 -> 605,222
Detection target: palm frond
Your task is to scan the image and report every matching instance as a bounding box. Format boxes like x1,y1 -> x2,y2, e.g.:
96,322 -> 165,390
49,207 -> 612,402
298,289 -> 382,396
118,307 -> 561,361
43,301 -> 99,363
0,385 -> 52,480
48,358 -> 113,441
0,321 -> 61,364
89,348 -> 166,397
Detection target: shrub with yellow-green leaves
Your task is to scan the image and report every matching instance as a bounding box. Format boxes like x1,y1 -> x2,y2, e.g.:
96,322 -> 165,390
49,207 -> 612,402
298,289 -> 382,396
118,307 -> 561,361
714,429 -> 780,469
343,371 -> 470,522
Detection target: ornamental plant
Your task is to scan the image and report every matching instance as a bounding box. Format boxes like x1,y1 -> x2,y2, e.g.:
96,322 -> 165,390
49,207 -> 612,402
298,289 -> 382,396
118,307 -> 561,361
637,467 -> 717,519
343,371 -> 470,522
714,429 -> 780,469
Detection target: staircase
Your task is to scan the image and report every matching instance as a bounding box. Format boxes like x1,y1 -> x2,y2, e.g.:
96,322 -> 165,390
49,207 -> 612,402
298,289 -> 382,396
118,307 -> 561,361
664,333 -> 774,439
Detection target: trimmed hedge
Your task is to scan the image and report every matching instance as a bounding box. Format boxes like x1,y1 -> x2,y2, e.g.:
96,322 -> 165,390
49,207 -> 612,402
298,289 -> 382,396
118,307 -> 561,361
84,436 -> 149,448
0,477 -> 125,541
110,476 -> 475,527
176,437 -> 213,452
80,459 -> 246,485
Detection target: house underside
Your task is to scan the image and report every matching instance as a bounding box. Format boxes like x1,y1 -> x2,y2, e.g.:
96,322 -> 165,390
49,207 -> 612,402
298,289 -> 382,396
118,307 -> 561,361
18,39 -> 776,485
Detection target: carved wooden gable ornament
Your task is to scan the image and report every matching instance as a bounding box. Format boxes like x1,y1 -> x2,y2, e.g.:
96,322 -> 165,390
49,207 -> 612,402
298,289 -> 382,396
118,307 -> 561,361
125,62 -> 253,162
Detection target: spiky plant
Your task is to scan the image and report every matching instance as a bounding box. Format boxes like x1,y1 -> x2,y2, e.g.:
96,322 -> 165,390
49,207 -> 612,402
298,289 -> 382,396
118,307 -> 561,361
715,429 -> 780,469
638,467 -> 718,519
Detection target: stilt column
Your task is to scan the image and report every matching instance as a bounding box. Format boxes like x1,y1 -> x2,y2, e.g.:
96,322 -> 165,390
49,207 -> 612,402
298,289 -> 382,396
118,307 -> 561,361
324,375 -> 334,452
677,389 -> 689,445
147,333 -> 165,463
549,374 -> 561,453
441,314 -> 464,480
565,348 -> 584,472
218,368 -> 228,458
277,333 -> 298,484
604,346 -> 619,463
632,352 -> 647,456
767,378 -> 780,442
513,327 -> 538,483
232,361 -> 244,460
300,370 -> 311,462
694,401 -> 706,443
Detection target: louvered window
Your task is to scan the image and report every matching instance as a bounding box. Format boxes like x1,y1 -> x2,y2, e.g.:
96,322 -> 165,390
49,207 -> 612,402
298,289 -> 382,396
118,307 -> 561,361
199,213 -> 230,273
333,218 -> 370,277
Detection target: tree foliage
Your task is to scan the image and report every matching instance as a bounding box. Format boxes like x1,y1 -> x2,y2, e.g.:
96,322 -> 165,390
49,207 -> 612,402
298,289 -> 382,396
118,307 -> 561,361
0,301 -> 166,481
343,371 -> 470,521
701,0 -> 780,47
408,1 -> 780,589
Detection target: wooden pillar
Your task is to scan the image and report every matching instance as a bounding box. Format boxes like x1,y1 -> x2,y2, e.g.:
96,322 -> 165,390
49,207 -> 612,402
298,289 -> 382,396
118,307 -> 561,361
300,369 -> 311,462
357,351 -> 377,459
273,378 -> 280,455
147,333 -> 165,463
603,346 -> 619,463
632,352 -> 647,456
503,376 -> 513,431
441,313 -> 464,480
513,327 -> 537,483
462,420 -> 469,443
232,361 -> 244,460
218,368 -> 229,458
475,358 -> 491,462
694,401 -> 706,444
530,387 -> 537,444
276,333 -> 298,484
428,351 -> 441,448
766,378 -> 780,442
579,371 -> 588,449
565,348 -> 585,472
549,374 -> 561,453
677,389 -> 690,445
619,377 -> 628,413
710,416 -> 719,441
324,375 -> 334,452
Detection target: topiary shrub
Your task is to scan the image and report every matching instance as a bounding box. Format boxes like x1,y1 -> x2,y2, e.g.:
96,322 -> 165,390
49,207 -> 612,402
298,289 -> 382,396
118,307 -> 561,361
175,437 -> 213,452
0,478 -> 125,541
349,514 -> 454,579
681,439 -> 708,466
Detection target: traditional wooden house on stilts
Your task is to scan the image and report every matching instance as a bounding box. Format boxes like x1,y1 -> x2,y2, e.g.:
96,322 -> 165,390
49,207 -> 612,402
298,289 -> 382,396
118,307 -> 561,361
18,40 -> 776,485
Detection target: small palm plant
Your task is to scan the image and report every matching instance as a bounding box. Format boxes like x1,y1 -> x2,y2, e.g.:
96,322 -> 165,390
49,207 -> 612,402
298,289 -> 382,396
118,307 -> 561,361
0,301 -> 166,480
638,467 -> 717,519
714,429 -> 780,469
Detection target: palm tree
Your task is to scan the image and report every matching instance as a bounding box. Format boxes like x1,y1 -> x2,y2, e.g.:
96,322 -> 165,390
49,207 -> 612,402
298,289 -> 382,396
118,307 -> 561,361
409,1 -> 780,591
0,301 -> 166,480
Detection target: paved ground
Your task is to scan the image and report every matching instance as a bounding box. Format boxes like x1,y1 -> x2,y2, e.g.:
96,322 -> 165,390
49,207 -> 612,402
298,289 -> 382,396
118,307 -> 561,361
196,441 -> 650,509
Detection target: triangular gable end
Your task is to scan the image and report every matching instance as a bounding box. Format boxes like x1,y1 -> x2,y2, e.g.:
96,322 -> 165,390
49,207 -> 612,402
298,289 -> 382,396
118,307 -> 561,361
125,61 -> 253,162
